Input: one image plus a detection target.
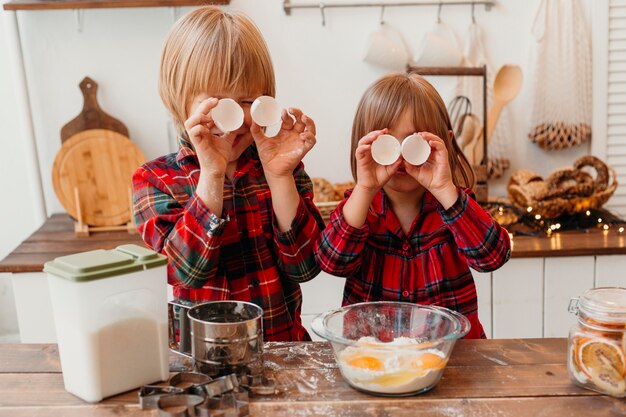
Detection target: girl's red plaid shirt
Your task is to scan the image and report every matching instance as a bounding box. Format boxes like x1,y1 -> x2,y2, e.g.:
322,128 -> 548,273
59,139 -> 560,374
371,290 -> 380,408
315,188 -> 512,339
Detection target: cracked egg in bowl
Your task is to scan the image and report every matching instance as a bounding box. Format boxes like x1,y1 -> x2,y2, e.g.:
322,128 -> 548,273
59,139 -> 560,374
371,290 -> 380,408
312,302 -> 469,396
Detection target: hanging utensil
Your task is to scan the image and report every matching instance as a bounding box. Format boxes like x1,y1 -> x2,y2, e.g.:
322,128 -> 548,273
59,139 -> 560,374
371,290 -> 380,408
448,95 -> 471,139
457,113 -> 481,151
486,64 -> 523,141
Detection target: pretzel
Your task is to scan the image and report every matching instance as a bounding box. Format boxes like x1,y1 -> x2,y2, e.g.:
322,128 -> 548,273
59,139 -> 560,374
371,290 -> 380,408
312,177 -> 337,202
538,168 -> 594,200
509,180 -> 548,204
333,181 -> 355,200
573,155 -> 609,192
508,169 -> 543,188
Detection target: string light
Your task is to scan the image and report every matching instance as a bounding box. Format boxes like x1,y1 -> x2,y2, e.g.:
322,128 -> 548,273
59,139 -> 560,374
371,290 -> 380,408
486,202 -> 626,237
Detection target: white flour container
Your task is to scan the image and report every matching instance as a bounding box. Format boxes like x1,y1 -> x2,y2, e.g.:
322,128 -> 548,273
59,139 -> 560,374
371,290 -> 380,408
44,244 -> 169,402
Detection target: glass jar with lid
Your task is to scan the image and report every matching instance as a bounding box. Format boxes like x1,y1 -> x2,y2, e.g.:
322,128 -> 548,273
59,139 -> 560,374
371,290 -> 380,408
568,287 -> 626,397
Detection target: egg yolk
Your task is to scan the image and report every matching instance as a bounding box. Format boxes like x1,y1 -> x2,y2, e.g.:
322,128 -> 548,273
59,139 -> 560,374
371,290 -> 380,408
413,352 -> 447,370
347,356 -> 384,371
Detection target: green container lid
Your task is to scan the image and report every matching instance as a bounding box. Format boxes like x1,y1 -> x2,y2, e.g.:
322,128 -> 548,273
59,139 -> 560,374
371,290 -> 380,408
44,244 -> 167,282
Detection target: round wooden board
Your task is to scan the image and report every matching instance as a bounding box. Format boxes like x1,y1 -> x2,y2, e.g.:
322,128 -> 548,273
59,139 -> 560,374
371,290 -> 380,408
52,129 -> 146,227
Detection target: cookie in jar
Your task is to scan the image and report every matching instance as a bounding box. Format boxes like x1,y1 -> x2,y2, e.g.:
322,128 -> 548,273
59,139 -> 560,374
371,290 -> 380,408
568,287 -> 626,397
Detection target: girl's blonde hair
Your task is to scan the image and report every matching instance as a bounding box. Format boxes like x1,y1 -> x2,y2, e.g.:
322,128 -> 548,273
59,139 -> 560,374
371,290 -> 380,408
159,6 -> 276,132
350,73 -> 475,188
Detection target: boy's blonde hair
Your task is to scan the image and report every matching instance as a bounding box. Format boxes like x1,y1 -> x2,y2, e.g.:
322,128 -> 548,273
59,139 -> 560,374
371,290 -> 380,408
350,73 -> 475,188
160,6 -> 276,132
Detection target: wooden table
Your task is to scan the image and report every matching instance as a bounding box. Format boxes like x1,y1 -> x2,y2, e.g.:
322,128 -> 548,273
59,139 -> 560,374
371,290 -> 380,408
2,214 -> 626,273
1,339 -> 624,416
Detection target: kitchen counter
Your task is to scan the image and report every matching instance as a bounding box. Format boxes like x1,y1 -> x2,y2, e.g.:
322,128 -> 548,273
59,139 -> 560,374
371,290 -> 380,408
2,214 -> 626,273
0,338 -> 623,416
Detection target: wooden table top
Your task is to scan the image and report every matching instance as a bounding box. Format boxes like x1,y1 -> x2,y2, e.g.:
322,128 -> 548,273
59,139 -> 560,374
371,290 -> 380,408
1,214 -> 626,273
0,339 -> 624,416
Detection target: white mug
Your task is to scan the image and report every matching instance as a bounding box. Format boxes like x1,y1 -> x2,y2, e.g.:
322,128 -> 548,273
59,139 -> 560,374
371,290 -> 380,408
363,24 -> 410,71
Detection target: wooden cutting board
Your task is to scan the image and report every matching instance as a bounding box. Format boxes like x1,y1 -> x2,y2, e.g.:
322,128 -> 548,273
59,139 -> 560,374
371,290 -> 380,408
52,129 -> 145,227
60,77 -> 128,143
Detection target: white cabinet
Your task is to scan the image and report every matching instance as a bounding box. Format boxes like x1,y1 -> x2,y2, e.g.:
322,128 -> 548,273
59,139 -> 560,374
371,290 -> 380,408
300,271 -> 345,341
493,258 -> 544,338
11,272 -> 56,343
595,255 -> 626,287
544,257 -> 595,337
472,270 -> 493,338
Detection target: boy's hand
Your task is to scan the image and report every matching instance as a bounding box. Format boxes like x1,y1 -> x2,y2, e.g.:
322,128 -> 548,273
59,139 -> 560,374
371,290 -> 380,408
404,132 -> 457,208
184,97 -> 236,177
251,108 -> 316,179
354,129 -> 403,193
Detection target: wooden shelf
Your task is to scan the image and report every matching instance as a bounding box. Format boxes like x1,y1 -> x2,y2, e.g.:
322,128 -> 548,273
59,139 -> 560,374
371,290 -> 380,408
407,66 -> 486,76
3,0 -> 229,11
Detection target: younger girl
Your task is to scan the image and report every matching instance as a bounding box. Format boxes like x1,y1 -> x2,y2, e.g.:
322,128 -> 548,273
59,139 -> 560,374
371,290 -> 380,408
314,73 -> 511,339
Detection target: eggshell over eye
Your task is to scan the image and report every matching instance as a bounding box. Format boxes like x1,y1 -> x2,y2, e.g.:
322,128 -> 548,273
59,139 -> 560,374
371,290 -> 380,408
371,134 -> 401,165
251,96 -> 282,127
401,134 -> 431,166
211,98 -> 244,133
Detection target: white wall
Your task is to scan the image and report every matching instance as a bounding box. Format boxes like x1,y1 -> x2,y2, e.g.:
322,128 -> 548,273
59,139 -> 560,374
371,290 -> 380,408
0,0 -> 593,259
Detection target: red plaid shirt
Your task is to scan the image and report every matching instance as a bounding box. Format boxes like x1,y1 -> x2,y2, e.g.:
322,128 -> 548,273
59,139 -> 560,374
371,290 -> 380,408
133,136 -> 324,341
314,188 -> 511,339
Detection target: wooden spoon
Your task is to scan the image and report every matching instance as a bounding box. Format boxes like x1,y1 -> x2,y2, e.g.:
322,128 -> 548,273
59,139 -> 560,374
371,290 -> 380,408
457,114 -> 476,150
486,65 -> 523,141
463,126 -> 485,166
459,114 -> 481,149
458,114 -> 481,165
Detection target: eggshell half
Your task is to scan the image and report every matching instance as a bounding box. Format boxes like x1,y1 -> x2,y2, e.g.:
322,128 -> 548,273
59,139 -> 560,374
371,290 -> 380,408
211,98 -> 244,133
251,96 -> 282,127
401,134 -> 431,166
371,134 -> 401,165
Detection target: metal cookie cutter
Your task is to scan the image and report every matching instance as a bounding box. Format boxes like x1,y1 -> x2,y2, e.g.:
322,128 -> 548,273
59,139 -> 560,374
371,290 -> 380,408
239,374 -> 277,396
197,374 -> 249,417
145,373 -> 250,417
140,373 -> 210,410
157,394 -> 205,417
139,385 -> 185,410
169,372 -> 213,390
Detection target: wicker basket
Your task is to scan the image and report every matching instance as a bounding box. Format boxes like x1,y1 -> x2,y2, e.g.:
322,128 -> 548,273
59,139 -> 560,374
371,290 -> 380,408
315,201 -> 340,222
509,166 -> 618,219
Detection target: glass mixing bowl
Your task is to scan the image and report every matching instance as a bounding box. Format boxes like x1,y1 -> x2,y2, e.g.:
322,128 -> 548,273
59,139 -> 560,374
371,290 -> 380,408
312,301 -> 470,396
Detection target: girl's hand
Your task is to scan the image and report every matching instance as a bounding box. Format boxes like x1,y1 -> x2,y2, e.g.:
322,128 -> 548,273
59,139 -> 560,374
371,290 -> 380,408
404,132 -> 457,207
354,129 -> 403,193
251,108 -> 316,180
184,97 -> 236,176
